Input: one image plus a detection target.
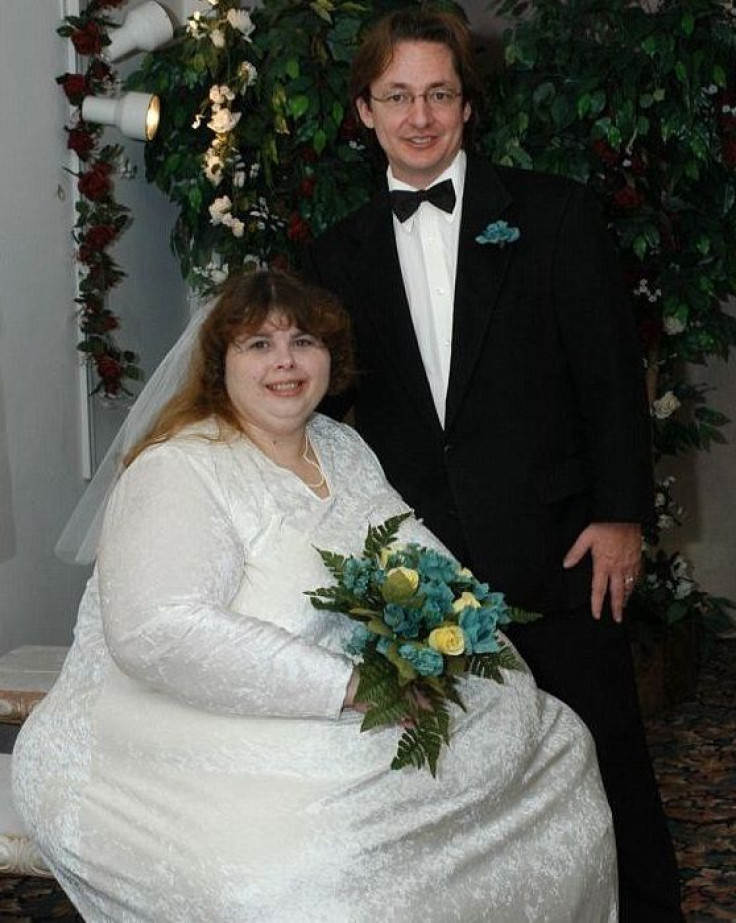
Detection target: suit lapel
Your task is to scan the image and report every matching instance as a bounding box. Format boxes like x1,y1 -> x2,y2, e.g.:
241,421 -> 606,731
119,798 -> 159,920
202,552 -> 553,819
445,159 -> 514,433
348,191 -> 443,436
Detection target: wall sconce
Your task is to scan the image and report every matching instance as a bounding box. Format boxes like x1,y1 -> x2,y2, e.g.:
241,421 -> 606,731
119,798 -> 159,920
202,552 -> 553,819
104,1 -> 174,62
82,91 -> 161,141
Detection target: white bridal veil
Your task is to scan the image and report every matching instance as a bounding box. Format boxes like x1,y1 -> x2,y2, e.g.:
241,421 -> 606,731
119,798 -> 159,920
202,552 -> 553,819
55,301 -> 215,565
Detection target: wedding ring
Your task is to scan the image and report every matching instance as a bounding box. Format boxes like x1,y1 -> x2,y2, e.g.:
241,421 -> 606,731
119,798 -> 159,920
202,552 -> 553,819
623,576 -> 635,588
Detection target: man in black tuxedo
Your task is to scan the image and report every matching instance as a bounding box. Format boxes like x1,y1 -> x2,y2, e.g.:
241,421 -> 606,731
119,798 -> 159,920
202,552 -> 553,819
307,7 -> 682,920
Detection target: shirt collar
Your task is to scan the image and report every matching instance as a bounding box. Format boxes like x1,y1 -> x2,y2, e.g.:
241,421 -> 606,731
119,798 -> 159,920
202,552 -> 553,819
387,150 -> 466,232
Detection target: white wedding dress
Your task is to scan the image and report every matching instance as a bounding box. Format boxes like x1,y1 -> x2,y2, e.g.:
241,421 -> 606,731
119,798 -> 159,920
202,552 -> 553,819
13,415 -> 617,922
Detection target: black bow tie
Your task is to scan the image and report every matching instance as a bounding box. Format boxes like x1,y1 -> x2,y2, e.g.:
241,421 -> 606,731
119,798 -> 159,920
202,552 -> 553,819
389,179 -> 456,222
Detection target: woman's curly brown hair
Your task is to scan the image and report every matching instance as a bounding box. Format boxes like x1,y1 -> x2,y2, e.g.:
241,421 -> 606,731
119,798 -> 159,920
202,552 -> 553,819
125,269 -> 355,466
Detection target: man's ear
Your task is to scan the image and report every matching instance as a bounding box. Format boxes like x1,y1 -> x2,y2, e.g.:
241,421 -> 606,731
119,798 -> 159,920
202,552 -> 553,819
356,96 -> 375,130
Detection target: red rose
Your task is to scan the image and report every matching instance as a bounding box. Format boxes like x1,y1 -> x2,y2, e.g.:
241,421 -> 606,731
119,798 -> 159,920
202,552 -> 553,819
78,162 -> 113,201
286,213 -> 311,243
85,225 -> 118,250
71,22 -> 104,57
88,59 -> 113,82
96,354 -> 123,382
612,185 -> 644,211
57,73 -> 89,104
299,176 -> 317,198
67,127 -> 96,159
722,137 -> 736,168
592,138 -> 620,166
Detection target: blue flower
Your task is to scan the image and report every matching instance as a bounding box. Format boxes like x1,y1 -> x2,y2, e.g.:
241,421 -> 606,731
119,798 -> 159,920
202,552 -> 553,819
420,598 -> 445,630
476,220 -> 521,247
384,604 -> 422,639
483,592 -> 512,626
376,636 -> 392,656
398,644 -> 444,677
342,557 -> 376,595
459,607 -> 500,654
420,579 -> 455,612
346,624 -> 371,656
416,549 -> 458,584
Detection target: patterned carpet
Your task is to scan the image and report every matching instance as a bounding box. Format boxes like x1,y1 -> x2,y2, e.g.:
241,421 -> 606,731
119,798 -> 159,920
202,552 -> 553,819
646,638 -> 736,921
0,640 -> 732,921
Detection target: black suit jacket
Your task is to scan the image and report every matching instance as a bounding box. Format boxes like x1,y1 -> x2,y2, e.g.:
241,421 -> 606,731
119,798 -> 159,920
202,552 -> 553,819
307,156 -> 653,612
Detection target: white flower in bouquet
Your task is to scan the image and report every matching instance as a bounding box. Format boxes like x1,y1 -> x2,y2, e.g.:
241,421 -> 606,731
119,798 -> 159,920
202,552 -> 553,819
663,315 -> 686,336
223,214 -> 245,238
652,391 -> 681,420
209,84 -> 235,107
210,28 -> 226,48
239,61 -> 258,88
208,108 -> 241,135
204,152 -> 225,187
227,8 -> 255,37
209,196 -> 232,225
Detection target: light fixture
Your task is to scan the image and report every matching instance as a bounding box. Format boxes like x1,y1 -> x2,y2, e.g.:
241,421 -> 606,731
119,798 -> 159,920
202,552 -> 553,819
82,91 -> 161,141
104,1 -> 174,62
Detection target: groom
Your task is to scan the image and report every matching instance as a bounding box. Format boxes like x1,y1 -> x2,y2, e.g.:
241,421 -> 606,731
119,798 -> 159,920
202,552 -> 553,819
307,7 -> 681,920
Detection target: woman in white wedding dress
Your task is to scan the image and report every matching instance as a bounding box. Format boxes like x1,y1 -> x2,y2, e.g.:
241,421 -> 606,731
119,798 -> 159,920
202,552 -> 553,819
13,270 -> 617,922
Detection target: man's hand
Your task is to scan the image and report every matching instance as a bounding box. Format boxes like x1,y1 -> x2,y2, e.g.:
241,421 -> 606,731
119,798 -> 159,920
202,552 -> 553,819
563,522 -> 642,623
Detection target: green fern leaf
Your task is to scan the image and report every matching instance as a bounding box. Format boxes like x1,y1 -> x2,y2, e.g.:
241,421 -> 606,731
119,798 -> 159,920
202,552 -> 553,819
363,512 -> 412,558
508,606 -> 543,624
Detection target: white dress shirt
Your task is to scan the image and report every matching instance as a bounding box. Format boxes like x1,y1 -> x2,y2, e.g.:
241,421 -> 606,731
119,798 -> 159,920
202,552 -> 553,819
388,150 -> 466,428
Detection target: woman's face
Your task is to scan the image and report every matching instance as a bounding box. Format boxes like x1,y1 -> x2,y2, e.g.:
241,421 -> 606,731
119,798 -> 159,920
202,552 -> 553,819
224,313 -> 331,438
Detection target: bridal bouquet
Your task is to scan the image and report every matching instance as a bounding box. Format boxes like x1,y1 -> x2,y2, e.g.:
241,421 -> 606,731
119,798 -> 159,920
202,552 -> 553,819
307,513 -> 540,776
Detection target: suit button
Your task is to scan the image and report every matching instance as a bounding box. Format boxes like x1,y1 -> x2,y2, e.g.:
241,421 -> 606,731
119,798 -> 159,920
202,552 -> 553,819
443,443 -> 453,454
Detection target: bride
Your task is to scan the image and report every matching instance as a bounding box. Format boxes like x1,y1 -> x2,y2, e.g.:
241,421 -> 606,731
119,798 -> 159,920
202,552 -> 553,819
13,269 -> 617,922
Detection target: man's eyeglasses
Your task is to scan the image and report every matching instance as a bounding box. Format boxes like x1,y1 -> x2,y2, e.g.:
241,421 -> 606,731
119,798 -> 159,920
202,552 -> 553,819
369,88 -> 462,112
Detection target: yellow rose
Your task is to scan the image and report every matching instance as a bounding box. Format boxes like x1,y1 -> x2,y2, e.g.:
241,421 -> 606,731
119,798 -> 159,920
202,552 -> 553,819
381,566 -> 420,604
428,625 -> 466,657
452,591 -> 481,613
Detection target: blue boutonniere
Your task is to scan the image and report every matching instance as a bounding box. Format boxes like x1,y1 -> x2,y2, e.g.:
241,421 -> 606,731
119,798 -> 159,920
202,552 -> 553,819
475,220 -> 521,247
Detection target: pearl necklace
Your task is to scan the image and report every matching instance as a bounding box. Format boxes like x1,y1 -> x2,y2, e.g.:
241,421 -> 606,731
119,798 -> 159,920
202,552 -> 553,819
301,434 -> 326,491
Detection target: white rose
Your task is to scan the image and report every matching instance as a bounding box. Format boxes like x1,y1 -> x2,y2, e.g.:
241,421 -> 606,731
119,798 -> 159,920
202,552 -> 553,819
652,391 -> 681,420
209,84 -> 235,106
239,61 -> 258,87
227,9 -> 255,37
663,315 -> 686,336
207,263 -> 228,285
204,153 -> 224,186
209,196 -> 232,225
207,108 -> 241,135
210,28 -> 226,48
229,217 -> 245,238
675,579 -> 695,600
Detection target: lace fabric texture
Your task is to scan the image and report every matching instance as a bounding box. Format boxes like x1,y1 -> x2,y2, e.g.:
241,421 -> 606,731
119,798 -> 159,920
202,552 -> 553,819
13,415 -> 617,922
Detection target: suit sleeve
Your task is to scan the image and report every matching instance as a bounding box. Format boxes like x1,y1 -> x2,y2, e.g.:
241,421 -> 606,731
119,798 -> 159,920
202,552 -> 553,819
552,184 -> 654,523
97,444 -> 353,719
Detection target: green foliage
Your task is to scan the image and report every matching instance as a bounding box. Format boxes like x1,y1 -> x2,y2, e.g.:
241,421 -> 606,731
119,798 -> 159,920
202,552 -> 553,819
363,512 -> 412,558
484,0 -> 736,633
483,0 -> 736,460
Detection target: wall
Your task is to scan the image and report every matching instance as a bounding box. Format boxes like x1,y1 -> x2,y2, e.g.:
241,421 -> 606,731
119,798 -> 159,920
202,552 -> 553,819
0,0 -> 188,653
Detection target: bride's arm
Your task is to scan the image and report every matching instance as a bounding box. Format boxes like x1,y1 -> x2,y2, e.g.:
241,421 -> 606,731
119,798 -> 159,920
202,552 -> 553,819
97,442 -> 353,719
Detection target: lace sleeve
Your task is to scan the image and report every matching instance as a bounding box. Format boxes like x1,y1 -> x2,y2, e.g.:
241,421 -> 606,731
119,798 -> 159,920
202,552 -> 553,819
97,442 -> 353,719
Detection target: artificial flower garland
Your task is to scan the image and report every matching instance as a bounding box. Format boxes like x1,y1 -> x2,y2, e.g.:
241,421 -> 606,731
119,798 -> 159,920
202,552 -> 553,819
57,0 -> 141,398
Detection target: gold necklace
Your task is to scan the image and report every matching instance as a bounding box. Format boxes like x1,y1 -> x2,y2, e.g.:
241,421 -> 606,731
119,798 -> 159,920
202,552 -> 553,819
301,434 -> 326,490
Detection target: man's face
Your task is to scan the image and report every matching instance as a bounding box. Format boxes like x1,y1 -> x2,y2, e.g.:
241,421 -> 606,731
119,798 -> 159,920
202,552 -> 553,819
356,40 -> 471,189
